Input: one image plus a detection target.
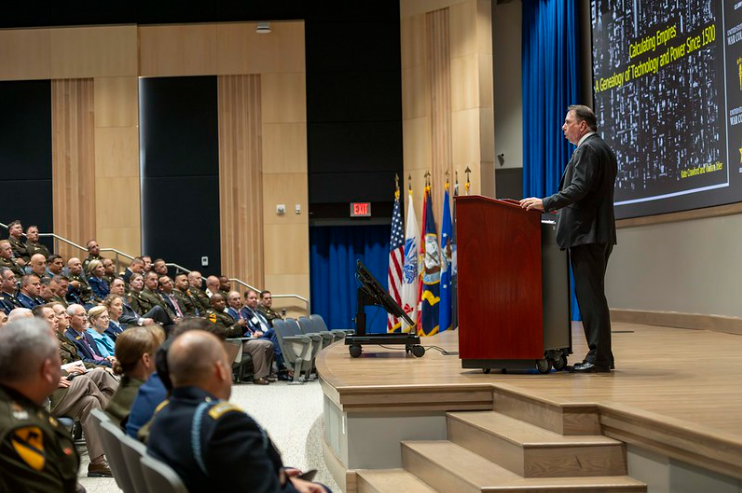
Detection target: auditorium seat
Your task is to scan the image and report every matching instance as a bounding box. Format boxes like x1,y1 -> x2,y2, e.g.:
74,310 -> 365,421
297,316 -> 334,348
140,453 -> 189,493
99,420 -> 136,493
272,319 -> 313,384
309,313 -> 354,338
118,432 -> 149,493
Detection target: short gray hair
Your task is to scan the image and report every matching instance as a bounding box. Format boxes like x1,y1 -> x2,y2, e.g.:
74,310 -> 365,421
7,308 -> 32,323
0,318 -> 57,382
567,104 -> 597,131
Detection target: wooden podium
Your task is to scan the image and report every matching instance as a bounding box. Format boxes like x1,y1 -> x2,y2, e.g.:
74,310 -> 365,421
456,196 -> 571,373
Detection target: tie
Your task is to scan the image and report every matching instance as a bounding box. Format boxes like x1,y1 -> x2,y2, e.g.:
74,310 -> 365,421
169,294 -> 184,318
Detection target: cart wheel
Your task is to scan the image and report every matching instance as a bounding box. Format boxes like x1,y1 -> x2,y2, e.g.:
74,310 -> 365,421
552,353 -> 567,371
349,345 -> 362,358
536,359 -> 552,374
412,345 -> 425,358
482,368 -> 491,374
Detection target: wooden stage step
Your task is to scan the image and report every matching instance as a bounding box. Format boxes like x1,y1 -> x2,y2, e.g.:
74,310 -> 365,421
447,411 -> 626,478
357,469 -> 438,493
401,441 -> 646,493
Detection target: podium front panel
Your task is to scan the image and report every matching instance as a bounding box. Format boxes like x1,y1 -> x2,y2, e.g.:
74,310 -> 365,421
456,196 -> 544,360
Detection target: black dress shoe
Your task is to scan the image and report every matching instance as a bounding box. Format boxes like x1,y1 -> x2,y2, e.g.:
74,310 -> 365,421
569,362 -> 610,373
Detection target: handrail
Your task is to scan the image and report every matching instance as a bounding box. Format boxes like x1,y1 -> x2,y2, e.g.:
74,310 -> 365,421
0,222 -> 309,310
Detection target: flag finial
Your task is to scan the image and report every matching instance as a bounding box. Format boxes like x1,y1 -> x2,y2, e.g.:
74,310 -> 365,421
464,167 -> 471,195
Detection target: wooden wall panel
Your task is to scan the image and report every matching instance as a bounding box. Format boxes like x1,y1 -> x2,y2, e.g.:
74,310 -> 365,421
0,29 -> 50,80
139,24 -> 218,77
261,73 -> 306,123
263,224 -> 309,275
262,123 -> 307,174
217,22 -> 305,75
262,173 -> 308,226
426,8 -> 454,210
50,26 -> 137,79
94,76 -> 141,258
218,74 -> 264,287
52,79 -> 96,260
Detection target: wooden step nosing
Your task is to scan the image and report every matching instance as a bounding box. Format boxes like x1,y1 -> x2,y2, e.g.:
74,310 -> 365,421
402,442 -> 483,493
449,413 -> 621,449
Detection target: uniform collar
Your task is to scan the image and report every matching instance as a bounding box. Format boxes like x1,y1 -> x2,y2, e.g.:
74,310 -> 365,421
171,386 -> 219,403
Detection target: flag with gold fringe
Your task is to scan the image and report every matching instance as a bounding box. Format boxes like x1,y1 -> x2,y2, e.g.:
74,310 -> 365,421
400,189 -> 419,332
416,186 -> 428,330
420,190 -> 440,336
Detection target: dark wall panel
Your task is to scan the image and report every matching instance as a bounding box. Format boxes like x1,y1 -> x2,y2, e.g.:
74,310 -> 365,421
0,80 -> 54,239
139,77 -> 221,276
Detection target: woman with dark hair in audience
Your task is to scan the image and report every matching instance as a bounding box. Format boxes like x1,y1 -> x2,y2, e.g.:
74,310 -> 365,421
106,325 -> 165,428
87,259 -> 110,299
87,305 -> 116,359
102,294 -> 126,340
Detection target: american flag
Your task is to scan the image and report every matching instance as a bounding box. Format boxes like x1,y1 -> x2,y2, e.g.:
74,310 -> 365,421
387,192 -> 404,332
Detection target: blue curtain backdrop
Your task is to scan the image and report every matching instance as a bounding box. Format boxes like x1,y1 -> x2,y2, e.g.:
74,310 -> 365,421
310,225 -> 390,334
522,0 -> 582,320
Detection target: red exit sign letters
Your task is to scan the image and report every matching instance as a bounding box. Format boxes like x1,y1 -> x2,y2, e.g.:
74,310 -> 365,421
350,202 -> 371,217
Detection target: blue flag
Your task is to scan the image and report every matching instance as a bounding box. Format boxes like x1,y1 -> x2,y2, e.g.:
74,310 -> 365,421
439,187 -> 452,333
420,192 -> 440,336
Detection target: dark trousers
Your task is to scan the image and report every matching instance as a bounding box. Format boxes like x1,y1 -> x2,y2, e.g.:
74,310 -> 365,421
569,242 -> 614,367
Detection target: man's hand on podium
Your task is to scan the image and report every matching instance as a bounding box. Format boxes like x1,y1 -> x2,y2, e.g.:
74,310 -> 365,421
520,197 -> 544,212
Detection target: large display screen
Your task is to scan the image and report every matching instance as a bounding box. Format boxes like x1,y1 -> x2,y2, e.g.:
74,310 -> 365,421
592,0 -> 742,218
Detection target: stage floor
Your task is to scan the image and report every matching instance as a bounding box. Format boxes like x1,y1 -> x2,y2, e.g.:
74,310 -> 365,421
317,321 -> 742,479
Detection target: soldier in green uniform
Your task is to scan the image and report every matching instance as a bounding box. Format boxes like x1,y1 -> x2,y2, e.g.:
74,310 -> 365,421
218,275 -> 231,299
25,226 -> 51,260
81,240 -> 101,273
188,271 -> 212,314
6,220 -> 29,266
127,273 -> 150,315
0,317 -> 81,492
67,257 -> 97,305
50,276 -> 70,308
205,293 -> 246,338
141,272 -> 169,314
257,290 -> 284,328
174,273 -> 199,317
0,240 -> 25,278
102,258 -> 117,287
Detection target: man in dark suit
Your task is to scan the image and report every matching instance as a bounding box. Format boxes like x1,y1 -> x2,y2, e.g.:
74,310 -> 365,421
65,304 -> 114,368
521,104 -> 617,373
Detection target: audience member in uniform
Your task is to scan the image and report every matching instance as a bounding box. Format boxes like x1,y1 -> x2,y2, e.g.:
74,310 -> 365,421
67,257 -> 96,306
28,253 -> 47,279
102,257 -> 117,286
33,305 -> 117,477
0,240 -> 24,278
258,290 -> 284,327
188,270 -> 211,314
218,275 -> 231,297
147,330 -> 328,493
87,306 -> 116,359
102,293 -> 126,340
105,325 -> 165,429
6,220 -> 29,265
39,276 -> 59,303
46,254 -> 66,278
153,258 -> 168,277
25,225 -> 51,259
82,239 -> 101,272
17,274 -> 43,309
205,275 -> 220,298
87,259 -> 110,300
141,255 -> 153,273
0,318 -> 82,490
113,276 -> 168,327
0,268 -> 19,315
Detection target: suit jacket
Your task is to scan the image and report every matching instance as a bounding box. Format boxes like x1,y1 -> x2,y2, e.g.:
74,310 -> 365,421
64,327 -> 112,367
240,307 -> 274,337
88,275 -> 110,300
542,133 -> 617,249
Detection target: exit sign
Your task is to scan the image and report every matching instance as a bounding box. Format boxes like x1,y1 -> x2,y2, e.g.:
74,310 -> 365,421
350,202 -> 371,217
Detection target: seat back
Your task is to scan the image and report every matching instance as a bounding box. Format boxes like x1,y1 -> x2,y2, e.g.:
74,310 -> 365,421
283,318 -> 303,337
309,313 -> 329,331
99,420 -> 137,493
297,317 -> 316,334
140,454 -> 189,493
119,434 -> 150,493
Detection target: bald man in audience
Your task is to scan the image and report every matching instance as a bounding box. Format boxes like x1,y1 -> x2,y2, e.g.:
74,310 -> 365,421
148,330 -> 328,493
0,318 -> 82,491
205,275 -> 220,298
29,253 -> 47,279
188,271 -> 211,313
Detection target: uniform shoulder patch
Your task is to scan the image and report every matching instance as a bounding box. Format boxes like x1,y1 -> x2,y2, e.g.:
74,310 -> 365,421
207,402 -> 242,420
154,400 -> 170,414
207,312 -> 217,323
12,426 -> 45,471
